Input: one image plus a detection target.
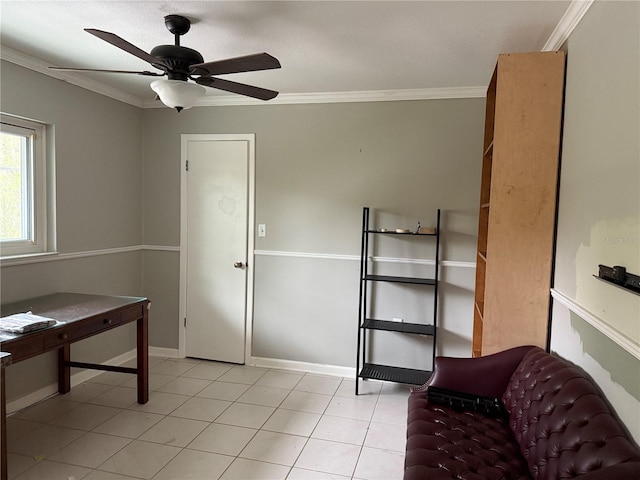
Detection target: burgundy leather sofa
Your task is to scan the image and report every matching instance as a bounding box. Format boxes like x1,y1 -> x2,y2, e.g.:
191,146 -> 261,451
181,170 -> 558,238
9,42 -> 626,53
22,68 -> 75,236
405,345 -> 640,479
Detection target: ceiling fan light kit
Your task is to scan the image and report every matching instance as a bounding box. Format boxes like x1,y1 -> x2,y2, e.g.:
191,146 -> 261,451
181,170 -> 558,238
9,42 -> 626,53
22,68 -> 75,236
49,14 -> 281,111
150,79 -> 205,112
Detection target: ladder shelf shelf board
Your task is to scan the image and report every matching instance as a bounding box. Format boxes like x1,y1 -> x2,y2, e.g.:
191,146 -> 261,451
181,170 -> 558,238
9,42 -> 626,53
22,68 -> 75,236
362,319 -> 435,336
356,206 -> 441,394
366,230 -> 438,236
359,363 -> 432,386
364,275 -> 436,285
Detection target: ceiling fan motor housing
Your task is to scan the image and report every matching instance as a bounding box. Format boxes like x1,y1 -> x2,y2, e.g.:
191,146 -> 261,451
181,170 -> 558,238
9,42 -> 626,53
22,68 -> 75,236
150,45 -> 204,81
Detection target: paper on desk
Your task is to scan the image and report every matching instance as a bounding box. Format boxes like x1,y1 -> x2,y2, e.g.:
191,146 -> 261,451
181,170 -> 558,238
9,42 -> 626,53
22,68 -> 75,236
0,312 -> 58,334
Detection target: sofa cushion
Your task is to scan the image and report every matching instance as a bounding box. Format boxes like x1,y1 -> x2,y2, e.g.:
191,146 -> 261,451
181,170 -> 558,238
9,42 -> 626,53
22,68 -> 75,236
405,391 -> 532,480
503,347 -> 640,479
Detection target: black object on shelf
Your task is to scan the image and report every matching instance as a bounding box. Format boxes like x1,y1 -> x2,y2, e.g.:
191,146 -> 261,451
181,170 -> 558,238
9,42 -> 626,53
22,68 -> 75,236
595,264 -> 640,295
355,207 -> 440,394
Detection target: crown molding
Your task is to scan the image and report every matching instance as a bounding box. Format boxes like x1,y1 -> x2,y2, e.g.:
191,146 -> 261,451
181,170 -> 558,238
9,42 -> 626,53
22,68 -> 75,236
0,45 -> 144,108
542,0 -> 594,51
143,85 -> 486,108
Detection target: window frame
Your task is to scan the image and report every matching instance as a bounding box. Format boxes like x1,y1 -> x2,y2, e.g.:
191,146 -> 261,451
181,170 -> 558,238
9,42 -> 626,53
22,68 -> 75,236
1,115 -> 49,257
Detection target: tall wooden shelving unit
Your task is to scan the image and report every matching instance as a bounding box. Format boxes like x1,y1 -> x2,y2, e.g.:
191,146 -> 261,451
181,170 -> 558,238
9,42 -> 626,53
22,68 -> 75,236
473,51 -> 566,357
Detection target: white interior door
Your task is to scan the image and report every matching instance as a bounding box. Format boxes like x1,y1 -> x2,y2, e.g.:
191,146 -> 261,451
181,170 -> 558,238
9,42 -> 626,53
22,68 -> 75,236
181,136 -> 253,363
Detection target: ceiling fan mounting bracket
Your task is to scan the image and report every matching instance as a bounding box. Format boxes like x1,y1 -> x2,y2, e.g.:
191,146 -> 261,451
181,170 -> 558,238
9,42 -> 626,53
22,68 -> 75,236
164,15 -> 191,38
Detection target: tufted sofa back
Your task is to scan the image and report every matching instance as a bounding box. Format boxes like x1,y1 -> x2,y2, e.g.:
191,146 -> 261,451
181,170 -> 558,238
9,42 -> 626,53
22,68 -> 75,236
502,347 -> 640,479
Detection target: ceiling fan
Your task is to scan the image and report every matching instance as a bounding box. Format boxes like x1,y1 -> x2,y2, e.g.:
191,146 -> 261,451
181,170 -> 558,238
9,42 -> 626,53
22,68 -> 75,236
49,14 -> 281,111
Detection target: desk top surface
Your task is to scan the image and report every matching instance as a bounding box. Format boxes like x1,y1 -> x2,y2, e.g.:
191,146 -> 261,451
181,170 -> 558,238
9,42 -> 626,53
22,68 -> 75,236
1,293 -> 148,343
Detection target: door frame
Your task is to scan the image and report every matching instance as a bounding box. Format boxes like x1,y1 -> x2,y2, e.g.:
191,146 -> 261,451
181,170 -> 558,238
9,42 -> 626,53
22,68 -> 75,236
178,133 -> 256,363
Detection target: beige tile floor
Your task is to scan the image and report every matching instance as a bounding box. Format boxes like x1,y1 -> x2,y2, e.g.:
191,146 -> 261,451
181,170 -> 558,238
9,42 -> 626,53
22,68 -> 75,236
6,356 -> 409,479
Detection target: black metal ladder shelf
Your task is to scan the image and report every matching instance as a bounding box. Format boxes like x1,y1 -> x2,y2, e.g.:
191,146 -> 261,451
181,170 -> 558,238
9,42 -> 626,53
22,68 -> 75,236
355,207 -> 441,394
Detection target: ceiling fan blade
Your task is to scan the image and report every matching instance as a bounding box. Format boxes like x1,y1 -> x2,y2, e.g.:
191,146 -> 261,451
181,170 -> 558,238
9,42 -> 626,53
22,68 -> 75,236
49,66 -> 164,76
190,53 -> 281,76
196,76 -> 279,101
85,28 -> 170,69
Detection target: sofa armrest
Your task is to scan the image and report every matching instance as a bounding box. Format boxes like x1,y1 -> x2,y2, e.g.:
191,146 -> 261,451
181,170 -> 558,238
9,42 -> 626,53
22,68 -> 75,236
423,345 -> 536,399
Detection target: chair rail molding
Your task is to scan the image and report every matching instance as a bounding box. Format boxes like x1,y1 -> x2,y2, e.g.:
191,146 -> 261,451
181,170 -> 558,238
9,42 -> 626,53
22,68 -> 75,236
254,250 -> 475,268
1,245 -> 179,267
551,288 -> 640,361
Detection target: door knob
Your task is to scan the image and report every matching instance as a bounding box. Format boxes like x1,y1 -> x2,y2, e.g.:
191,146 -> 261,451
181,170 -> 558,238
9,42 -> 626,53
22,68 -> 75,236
234,261 -> 245,269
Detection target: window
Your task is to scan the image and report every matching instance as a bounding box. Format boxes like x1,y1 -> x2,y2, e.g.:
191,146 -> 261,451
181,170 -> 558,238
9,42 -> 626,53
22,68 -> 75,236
1,115 -> 50,257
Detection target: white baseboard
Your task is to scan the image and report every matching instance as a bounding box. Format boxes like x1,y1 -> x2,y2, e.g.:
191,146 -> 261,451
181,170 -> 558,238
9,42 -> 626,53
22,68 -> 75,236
7,349 -> 355,414
248,356 -> 356,378
149,346 -> 181,358
150,346 -> 356,377
6,348 -> 138,414
7,385 -> 58,415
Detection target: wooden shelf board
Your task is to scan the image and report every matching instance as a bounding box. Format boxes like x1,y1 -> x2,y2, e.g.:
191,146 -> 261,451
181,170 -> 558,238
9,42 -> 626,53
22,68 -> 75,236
484,142 -> 494,157
474,302 -> 484,318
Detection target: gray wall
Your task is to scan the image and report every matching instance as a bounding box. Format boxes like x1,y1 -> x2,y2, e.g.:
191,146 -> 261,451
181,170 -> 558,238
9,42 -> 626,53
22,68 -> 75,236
141,100 -> 484,366
551,0 -> 640,441
0,61 -> 144,403
0,63 -> 144,254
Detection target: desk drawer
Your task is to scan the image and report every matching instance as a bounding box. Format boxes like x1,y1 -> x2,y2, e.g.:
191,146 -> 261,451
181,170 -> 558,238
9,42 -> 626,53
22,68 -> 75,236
43,312 -> 123,349
120,304 -> 144,323
2,335 -> 44,362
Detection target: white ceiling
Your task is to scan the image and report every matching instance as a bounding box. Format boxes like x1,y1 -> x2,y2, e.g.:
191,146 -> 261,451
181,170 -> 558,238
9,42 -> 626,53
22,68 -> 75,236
0,1 -> 581,107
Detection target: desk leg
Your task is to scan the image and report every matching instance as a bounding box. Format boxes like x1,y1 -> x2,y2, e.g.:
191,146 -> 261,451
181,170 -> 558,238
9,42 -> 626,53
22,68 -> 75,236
137,307 -> 149,404
58,345 -> 71,394
1,364 -> 7,480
